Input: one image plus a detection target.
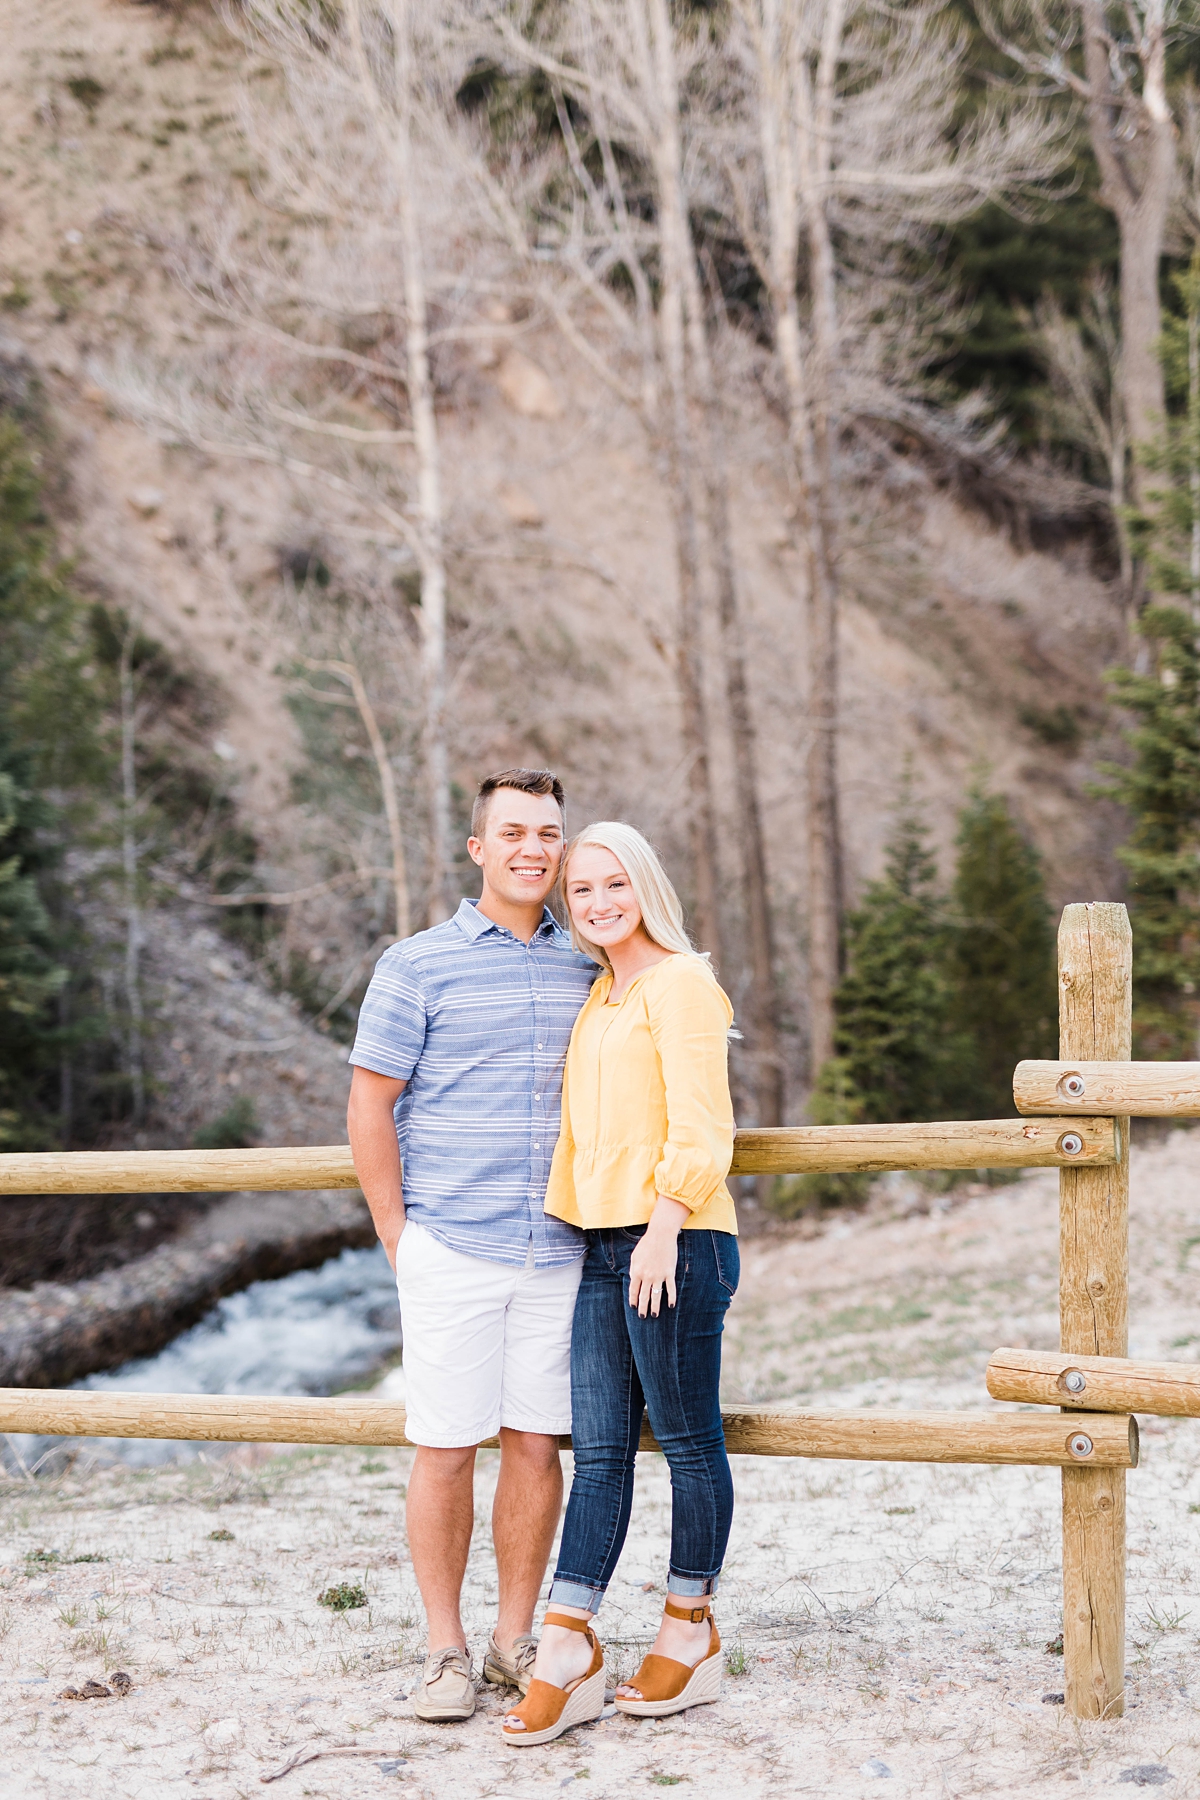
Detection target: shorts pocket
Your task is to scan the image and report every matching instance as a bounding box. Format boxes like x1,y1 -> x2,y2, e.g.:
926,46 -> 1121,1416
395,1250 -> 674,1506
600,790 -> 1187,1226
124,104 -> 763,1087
711,1232 -> 740,1295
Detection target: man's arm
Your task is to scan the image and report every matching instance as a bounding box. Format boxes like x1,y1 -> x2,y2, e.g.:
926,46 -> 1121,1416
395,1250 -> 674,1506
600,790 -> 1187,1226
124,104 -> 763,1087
347,1065 -> 408,1268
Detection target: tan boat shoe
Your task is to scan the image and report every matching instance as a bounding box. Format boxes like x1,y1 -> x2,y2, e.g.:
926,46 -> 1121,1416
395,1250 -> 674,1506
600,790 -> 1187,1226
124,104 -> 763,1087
414,1645 -> 476,1722
482,1631 -> 538,1695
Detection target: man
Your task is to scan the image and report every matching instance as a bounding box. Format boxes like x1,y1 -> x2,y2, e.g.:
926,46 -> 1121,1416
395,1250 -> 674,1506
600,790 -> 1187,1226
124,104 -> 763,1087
346,768 -> 597,1723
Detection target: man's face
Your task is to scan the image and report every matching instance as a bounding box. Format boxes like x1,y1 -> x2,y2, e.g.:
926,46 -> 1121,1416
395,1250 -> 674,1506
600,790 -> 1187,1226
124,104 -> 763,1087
468,790 -> 565,909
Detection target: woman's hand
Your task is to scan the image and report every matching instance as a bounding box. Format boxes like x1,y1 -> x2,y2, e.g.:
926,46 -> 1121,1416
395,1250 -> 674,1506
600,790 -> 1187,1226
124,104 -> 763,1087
629,1196 -> 690,1317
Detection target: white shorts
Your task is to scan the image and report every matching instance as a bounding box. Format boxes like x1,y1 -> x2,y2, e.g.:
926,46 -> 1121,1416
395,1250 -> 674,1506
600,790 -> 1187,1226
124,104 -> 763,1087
394,1220 -> 582,1448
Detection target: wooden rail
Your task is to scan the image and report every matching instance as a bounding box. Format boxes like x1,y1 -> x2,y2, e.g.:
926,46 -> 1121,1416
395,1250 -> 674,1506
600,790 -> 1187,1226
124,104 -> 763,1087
0,1389 -> 1139,1467
988,1348 -> 1200,1418
0,1116 -> 1119,1195
1014,1059 -> 1200,1117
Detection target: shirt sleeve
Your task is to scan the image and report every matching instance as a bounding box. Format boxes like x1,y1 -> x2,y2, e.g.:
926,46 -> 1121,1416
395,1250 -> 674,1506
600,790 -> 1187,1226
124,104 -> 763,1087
647,961 -> 735,1211
348,947 -> 427,1080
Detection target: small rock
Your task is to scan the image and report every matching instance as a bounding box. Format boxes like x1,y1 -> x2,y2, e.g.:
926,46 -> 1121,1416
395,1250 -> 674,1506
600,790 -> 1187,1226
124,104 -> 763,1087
860,1758 -> 893,1779
110,1671 -> 133,1696
1118,1771 -> 1174,1788
1041,1692 -> 1065,1704
127,486 -> 165,517
213,740 -> 238,763
203,1717 -> 241,1747
377,1760 -> 407,1777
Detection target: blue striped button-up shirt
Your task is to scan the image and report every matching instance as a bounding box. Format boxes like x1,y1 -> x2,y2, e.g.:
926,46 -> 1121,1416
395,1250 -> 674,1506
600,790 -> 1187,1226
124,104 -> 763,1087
349,898 -> 599,1267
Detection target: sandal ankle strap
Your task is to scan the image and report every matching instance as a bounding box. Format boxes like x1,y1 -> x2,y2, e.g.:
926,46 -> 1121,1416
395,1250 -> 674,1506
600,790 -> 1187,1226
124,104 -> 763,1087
544,1610 -> 594,1634
664,1598 -> 711,1623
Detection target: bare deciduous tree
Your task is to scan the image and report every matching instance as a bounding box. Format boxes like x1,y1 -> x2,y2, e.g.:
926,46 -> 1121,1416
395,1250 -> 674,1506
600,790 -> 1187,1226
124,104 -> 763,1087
717,0 -> 1064,1074
474,0 -> 728,960
987,1 -> 1179,507
1031,279 -> 1132,598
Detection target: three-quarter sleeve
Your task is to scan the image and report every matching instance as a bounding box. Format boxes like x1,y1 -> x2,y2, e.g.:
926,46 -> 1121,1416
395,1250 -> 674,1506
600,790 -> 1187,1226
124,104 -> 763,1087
646,962 -> 735,1211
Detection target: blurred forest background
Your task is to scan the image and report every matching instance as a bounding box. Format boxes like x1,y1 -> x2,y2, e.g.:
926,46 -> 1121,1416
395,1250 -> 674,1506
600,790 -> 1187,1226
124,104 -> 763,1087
3,0 -> 1200,1224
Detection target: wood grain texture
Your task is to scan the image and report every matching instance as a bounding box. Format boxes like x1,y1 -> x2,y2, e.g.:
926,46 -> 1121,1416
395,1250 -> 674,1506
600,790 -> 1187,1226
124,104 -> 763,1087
1015,1059 -> 1200,1117
988,1347 -> 1200,1417
1058,901 -> 1131,1721
0,1389 -> 1139,1465
0,1146 -> 362,1195
1062,1465 -> 1127,1719
0,1119 -> 1118,1195
729,1117 -> 1117,1173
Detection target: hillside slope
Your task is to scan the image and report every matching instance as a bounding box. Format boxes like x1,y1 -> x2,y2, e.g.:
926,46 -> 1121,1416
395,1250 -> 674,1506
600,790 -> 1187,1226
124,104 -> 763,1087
0,0 -> 1129,1119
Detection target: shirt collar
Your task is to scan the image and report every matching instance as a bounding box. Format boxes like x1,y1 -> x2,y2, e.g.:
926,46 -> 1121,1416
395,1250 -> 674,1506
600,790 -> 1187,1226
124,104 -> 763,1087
453,896 -> 563,943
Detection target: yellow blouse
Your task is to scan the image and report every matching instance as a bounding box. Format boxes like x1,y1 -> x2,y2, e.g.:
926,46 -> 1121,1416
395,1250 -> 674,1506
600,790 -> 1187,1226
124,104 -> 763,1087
544,953 -> 737,1235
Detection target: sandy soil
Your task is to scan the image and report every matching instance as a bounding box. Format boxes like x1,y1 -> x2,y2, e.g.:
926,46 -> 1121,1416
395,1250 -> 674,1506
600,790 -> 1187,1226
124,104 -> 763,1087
4,1131 -> 1200,1798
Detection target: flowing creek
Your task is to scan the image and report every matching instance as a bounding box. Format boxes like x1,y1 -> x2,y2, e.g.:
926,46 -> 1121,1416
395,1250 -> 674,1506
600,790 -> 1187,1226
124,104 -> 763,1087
7,1245 -> 404,1471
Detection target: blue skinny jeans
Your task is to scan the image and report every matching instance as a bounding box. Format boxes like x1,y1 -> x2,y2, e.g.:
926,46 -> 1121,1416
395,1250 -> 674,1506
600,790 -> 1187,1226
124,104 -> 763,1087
549,1224 -> 739,1614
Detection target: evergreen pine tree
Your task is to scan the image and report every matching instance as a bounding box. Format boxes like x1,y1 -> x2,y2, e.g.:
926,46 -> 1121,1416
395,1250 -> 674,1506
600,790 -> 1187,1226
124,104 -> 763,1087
0,417 -> 108,1143
1100,252 -> 1200,1057
831,802 -> 966,1123
949,788 -> 1057,1114
1101,608 -> 1200,1056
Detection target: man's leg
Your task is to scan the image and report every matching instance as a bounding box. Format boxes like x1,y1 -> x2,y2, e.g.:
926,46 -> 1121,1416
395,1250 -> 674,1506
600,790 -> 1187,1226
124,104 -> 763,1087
406,1444 -> 478,1651
492,1429 -> 563,1656
393,1221 -> 513,1659
490,1251 -> 584,1666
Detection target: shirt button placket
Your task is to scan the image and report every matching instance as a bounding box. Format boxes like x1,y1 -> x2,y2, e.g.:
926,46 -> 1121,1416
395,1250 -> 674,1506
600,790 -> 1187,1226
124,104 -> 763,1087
528,935 -> 542,1258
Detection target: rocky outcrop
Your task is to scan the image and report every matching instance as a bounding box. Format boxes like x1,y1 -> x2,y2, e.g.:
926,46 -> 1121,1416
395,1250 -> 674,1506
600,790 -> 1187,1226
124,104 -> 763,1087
0,1188 -> 375,1388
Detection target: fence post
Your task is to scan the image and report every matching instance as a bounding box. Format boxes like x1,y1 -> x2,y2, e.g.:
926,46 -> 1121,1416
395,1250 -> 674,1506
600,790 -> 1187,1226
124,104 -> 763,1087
1058,901 -> 1131,1719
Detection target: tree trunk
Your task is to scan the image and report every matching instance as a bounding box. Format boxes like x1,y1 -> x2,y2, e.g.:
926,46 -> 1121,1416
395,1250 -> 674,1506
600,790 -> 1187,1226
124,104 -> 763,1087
644,0 -> 723,960
392,2 -> 452,926
802,0 -> 848,1076
1080,0 -> 1174,506
118,627 -> 146,1131
681,246 -> 783,1123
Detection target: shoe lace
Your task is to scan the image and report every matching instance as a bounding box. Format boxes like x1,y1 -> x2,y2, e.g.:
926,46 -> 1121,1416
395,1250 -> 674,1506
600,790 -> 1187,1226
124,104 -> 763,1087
510,1635 -> 537,1675
427,1647 -> 470,1682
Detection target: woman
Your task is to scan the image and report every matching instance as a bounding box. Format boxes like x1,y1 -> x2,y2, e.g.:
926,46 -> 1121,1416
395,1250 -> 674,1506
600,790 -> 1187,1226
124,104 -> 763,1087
502,821 -> 739,1747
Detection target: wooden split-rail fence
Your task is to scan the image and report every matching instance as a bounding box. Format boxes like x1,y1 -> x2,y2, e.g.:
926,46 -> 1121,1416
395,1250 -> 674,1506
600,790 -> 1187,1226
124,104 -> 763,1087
3,899 -> 1200,1721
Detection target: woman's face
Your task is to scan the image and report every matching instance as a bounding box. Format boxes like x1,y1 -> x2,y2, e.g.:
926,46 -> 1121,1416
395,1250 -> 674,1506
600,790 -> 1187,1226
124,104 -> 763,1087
565,845 -> 646,956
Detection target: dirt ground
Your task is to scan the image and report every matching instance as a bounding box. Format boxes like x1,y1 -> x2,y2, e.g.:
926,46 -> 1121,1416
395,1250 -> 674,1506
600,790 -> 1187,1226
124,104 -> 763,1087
5,1131 -> 1200,1798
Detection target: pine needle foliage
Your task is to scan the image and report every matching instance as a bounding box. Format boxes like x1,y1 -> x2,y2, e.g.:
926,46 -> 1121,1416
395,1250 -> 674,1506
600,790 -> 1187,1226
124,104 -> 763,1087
949,788 -> 1057,1114
831,803 -> 967,1124
1101,606 -> 1200,1058
0,417 -> 110,1145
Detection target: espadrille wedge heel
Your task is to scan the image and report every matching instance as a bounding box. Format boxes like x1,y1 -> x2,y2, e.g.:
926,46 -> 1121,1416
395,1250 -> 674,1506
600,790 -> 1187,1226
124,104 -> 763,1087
614,1599 -> 722,1718
500,1612 -> 606,1748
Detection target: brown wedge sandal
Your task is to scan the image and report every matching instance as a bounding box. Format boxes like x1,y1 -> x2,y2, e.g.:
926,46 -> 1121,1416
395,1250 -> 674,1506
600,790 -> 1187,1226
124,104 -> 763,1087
614,1598 -> 722,1718
499,1612 -> 606,1747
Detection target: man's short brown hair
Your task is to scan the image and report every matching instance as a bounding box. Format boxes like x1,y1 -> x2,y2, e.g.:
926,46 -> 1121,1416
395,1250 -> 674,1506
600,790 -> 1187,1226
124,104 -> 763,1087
471,768 -> 566,838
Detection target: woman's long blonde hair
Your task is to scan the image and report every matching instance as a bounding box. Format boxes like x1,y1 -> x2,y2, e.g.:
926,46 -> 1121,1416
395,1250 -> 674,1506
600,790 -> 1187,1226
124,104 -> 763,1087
559,821 -> 701,970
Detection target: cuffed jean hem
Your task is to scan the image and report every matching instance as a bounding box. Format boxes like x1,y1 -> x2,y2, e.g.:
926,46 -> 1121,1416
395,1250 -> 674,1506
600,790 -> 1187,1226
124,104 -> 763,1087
548,1577 -> 605,1614
667,1573 -> 720,1598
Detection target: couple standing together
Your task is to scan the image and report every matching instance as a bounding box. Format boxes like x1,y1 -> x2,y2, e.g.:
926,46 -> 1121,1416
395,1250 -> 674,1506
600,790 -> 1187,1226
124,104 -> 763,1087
346,767 -> 740,1746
